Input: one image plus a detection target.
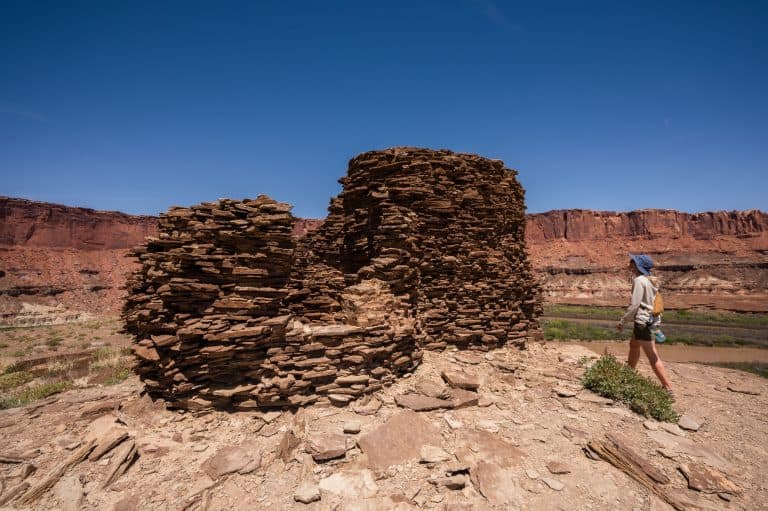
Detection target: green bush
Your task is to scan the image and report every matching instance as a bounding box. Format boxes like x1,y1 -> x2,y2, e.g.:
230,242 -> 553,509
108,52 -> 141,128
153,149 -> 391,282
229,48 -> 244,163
582,355 -> 679,422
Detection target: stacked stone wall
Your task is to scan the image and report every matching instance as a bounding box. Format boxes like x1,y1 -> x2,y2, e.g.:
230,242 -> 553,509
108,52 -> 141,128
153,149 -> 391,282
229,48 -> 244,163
123,148 -> 541,410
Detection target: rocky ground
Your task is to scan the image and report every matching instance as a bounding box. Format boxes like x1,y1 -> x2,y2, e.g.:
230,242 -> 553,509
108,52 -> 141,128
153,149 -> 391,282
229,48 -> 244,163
1,341 -> 766,511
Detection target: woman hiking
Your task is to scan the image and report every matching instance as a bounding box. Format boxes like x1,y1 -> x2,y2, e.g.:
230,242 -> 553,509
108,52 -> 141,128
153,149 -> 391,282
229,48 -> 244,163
617,254 -> 672,391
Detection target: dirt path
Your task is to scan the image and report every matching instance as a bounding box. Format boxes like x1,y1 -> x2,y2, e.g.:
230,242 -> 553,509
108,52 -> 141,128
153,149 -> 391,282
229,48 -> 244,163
1,342 -> 766,510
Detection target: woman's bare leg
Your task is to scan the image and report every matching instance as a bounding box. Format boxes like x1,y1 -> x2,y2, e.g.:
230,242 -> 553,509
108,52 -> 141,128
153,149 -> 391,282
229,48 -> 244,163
640,341 -> 672,390
627,339 -> 642,368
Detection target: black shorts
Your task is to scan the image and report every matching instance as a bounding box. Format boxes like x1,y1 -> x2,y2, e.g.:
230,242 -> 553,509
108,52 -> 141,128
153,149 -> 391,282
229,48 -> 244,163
633,323 -> 653,341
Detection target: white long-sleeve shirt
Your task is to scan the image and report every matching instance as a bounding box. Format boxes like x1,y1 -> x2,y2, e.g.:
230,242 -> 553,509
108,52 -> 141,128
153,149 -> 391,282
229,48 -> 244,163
620,275 -> 657,326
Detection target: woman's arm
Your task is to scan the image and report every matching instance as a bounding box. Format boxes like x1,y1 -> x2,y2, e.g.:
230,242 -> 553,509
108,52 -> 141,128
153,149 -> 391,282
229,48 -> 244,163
619,278 -> 643,326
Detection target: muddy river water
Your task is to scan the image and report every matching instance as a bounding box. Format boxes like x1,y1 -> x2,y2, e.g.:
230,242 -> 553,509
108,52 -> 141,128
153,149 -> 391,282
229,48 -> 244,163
570,341 -> 768,363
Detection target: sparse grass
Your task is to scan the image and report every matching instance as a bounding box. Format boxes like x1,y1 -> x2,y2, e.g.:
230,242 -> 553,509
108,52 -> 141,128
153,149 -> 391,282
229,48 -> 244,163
44,359 -> 76,378
582,354 -> 679,422
544,319 -> 628,341
0,371 -> 35,391
104,368 -> 131,386
703,361 -> 768,379
2,362 -> 23,374
545,304 -> 768,327
543,317 -> 756,346
0,380 -> 72,410
89,346 -> 133,386
662,332 -> 753,347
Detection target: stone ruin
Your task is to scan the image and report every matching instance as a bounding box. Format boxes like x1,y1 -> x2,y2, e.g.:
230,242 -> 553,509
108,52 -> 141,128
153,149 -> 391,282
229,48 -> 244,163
122,148 -> 542,410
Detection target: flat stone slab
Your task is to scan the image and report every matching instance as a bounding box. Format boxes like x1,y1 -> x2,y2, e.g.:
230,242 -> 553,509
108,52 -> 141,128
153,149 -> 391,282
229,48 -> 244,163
546,461 -> 571,474
441,370 -> 482,391
201,445 -> 259,479
357,410 -> 440,471
726,384 -> 761,395
647,430 -> 732,473
308,433 -> 347,462
678,414 -> 703,431
343,421 -> 362,434
541,477 -> 565,491
420,445 -> 452,464
352,397 -> 382,416
575,391 -> 613,405
679,463 -> 740,494
660,423 -> 687,437
309,324 -> 364,337
395,393 -> 452,411
470,461 -> 520,506
553,386 -> 579,398
294,480 -> 321,504
319,469 -> 378,499
415,379 -> 449,398
456,429 -> 524,469
449,389 -> 479,409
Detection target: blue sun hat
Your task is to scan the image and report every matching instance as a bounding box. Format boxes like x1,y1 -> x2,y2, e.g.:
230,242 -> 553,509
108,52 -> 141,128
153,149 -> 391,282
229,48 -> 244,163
630,254 -> 654,276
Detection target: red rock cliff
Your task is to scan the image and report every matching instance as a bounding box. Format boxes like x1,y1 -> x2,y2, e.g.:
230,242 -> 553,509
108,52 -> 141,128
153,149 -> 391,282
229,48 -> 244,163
526,209 -> 767,242
2,197 -> 767,318
0,197 -> 157,249
525,209 -> 768,312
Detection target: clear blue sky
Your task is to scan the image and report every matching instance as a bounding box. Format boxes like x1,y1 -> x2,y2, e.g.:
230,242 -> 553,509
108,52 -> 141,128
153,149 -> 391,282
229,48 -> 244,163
2,1 -> 766,218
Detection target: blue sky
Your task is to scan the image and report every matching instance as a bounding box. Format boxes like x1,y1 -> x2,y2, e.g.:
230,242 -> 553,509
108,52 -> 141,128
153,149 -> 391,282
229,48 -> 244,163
1,1 -> 766,218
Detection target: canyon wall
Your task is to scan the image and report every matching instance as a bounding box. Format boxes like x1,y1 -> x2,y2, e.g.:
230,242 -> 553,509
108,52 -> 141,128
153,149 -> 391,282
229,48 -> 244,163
527,209 -> 767,243
527,209 -> 768,312
2,194 -> 767,325
0,197 -> 157,325
0,197 -> 156,249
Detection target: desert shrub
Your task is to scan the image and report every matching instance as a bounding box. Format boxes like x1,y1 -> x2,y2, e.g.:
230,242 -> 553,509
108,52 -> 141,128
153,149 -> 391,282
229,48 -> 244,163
582,355 -> 678,422
0,381 -> 72,409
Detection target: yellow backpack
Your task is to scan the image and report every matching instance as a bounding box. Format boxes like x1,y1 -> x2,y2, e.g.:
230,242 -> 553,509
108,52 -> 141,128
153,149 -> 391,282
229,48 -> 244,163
652,291 -> 664,316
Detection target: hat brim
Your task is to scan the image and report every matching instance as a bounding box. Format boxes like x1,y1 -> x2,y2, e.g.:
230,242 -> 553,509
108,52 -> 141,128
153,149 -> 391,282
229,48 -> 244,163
630,254 -> 652,276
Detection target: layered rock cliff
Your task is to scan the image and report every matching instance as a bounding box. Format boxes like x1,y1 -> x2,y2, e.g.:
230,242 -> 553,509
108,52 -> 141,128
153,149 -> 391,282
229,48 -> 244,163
2,196 -> 766,324
0,197 -> 157,325
0,197 -> 157,249
526,209 -> 768,312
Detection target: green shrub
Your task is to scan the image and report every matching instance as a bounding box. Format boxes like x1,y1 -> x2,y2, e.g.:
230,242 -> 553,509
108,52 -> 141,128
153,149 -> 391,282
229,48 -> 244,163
582,355 -> 679,422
